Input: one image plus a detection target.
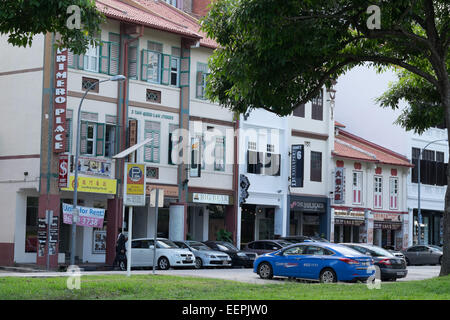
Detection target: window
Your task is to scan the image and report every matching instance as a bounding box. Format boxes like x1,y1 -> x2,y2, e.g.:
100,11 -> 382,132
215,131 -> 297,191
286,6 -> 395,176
104,125 -> 116,158
170,56 -> 179,86
144,121 -> 160,163
411,147 -> 420,183
293,103 -> 305,117
374,176 -> 383,208
310,151 -> 322,182
128,38 -> 139,79
412,147 -> 447,186
25,197 -> 39,253
283,245 -> 307,255
82,77 -> 99,93
352,171 -> 363,204
311,90 -> 323,121
164,0 -> 177,6
196,62 -> 209,99
84,44 -> 100,72
389,177 -> 399,210
65,115 -> 72,153
168,123 -> 179,165
214,136 -> 226,171
86,123 -> 96,155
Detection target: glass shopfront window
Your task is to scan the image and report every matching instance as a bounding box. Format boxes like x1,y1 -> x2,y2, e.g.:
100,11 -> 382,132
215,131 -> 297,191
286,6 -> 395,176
25,197 -> 39,252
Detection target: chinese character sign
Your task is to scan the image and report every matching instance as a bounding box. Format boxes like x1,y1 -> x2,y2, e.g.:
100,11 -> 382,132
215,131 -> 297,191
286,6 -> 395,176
334,167 -> 345,204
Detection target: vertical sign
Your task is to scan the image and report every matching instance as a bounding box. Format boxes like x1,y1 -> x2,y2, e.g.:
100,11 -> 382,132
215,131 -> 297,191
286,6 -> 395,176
124,163 -> 146,206
128,119 -> 138,162
53,48 -> 68,153
58,154 -> 69,188
190,137 -> 201,178
334,167 -> 345,204
291,145 -> 304,187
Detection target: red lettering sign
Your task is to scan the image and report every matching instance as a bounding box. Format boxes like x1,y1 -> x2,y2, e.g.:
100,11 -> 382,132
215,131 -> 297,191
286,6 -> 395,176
58,154 -> 69,188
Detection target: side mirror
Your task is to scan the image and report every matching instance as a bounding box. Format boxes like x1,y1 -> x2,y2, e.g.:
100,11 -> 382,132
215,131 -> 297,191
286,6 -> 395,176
149,245 -> 155,249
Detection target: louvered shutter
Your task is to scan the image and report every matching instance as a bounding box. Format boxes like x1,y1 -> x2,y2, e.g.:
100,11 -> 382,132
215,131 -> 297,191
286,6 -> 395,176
96,123 -> 105,156
179,57 -> 190,87
161,54 -> 170,85
80,121 -> 88,154
141,49 -> 149,81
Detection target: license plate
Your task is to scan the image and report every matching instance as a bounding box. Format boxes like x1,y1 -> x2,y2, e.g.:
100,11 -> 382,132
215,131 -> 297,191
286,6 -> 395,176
223,260 -> 228,265
361,261 -> 369,266
185,260 -> 193,263
397,272 -> 405,276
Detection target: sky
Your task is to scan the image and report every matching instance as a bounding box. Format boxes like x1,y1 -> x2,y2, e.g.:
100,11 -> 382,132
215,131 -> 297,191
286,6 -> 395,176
334,65 -> 409,156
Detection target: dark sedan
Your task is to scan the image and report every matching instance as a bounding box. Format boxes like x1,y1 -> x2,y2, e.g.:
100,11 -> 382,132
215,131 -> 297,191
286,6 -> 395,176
341,243 -> 408,281
279,235 -> 329,244
402,245 -> 443,266
203,241 -> 256,268
244,240 -> 292,256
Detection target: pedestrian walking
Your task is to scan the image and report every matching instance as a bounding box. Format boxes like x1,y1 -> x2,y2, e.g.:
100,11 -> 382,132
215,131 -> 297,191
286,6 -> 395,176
113,229 -> 128,271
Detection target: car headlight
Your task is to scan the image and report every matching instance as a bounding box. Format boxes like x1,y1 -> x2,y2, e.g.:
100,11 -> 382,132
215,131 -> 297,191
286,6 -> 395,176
237,252 -> 246,257
209,255 -> 216,258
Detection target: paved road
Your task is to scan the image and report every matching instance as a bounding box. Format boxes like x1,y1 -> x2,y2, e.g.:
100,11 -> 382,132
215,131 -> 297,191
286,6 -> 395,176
0,265 -> 441,284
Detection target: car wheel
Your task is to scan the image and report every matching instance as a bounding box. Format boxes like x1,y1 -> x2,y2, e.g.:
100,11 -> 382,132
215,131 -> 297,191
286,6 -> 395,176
405,257 -> 411,266
195,257 -> 203,269
158,257 -> 170,270
258,262 -> 273,280
119,260 -> 126,271
319,268 -> 337,283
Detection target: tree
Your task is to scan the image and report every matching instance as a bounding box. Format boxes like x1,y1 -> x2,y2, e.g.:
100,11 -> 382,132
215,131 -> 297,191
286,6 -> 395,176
0,0 -> 104,54
202,0 -> 450,275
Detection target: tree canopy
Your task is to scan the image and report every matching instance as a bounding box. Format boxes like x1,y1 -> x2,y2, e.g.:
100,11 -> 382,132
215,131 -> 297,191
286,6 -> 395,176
0,0 -> 104,54
202,0 -> 450,276
201,0 -> 449,121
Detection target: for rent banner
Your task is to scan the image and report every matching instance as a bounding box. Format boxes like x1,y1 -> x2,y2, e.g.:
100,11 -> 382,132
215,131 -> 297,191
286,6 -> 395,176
62,203 -> 105,228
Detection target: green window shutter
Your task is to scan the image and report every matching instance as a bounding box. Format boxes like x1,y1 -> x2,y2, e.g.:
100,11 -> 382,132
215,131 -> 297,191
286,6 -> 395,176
80,121 -> 88,154
179,57 -> 190,87
68,51 -> 78,69
110,41 -> 120,75
77,53 -> 85,70
96,123 -> 105,156
99,41 -> 110,75
144,121 -> 160,163
161,54 -> 171,85
168,132 -> 173,165
196,71 -> 204,98
141,49 -> 149,81
128,39 -> 139,80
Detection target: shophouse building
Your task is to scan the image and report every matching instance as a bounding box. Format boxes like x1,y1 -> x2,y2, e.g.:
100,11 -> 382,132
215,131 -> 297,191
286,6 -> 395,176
331,122 -> 413,250
0,0 -> 237,267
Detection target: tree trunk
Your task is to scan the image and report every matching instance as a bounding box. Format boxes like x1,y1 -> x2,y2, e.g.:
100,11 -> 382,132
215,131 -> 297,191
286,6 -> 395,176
440,87 -> 450,276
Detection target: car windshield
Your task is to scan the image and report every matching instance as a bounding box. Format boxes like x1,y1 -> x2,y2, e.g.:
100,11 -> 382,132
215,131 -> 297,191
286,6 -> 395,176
188,242 -> 212,251
350,245 -> 394,257
156,239 -> 178,249
278,240 -> 292,247
430,245 -> 443,251
332,245 -> 366,256
216,242 -> 238,251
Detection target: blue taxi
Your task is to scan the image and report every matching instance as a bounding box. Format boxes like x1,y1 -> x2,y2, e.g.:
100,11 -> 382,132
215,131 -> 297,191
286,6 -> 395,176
253,242 -> 374,283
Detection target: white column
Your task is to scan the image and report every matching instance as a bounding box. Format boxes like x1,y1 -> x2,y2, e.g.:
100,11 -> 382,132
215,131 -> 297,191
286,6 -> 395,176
202,206 -> 209,241
330,208 -> 335,242
236,206 -> 242,248
169,204 -> 185,241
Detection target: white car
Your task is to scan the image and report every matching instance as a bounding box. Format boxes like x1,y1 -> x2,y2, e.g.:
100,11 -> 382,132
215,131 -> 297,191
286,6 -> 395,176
129,238 -> 195,270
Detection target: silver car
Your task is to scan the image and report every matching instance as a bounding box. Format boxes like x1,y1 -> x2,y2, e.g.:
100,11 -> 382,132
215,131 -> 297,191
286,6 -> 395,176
174,240 -> 232,269
402,245 -> 443,266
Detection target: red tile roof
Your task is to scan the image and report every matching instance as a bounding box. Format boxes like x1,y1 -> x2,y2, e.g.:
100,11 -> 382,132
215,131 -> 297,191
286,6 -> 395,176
334,129 -> 413,167
334,120 -> 346,128
96,0 -> 218,48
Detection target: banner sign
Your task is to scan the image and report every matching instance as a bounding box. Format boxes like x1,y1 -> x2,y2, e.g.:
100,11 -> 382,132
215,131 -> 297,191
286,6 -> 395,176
334,167 -> 345,204
124,163 -> 146,206
76,156 -> 112,177
192,193 -> 230,205
61,176 -> 117,194
58,154 -> 69,188
53,48 -> 68,153
291,145 -> 304,188
62,203 -> 105,228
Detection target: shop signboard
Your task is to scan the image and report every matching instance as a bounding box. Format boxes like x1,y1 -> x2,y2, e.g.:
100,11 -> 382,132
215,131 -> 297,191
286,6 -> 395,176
291,145 -> 304,188
290,200 -> 325,212
124,163 -> 146,206
58,154 -> 69,188
53,48 -> 68,153
334,167 -> 345,204
76,156 -> 112,177
62,203 -> 105,228
61,176 -> 117,194
192,193 -> 230,205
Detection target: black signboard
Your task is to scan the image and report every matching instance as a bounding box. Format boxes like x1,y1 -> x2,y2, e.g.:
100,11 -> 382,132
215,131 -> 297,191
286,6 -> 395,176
291,145 -> 304,188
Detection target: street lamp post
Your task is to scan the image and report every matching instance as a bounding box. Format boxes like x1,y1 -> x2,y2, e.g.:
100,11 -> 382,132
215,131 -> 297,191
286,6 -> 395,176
417,138 -> 448,245
70,75 -> 126,266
